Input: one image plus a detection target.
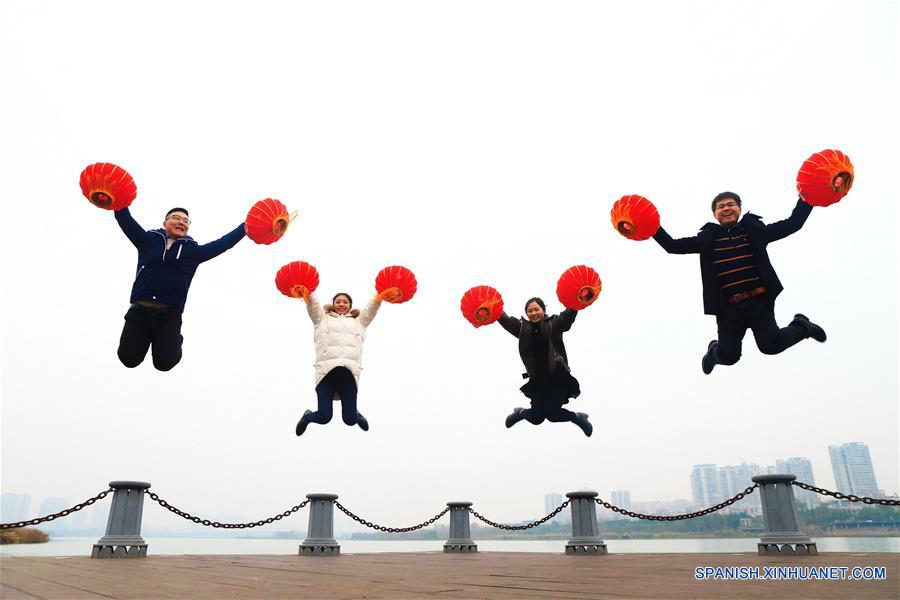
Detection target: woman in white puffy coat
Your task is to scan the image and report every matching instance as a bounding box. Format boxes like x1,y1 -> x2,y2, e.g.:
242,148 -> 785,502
295,291 -> 382,436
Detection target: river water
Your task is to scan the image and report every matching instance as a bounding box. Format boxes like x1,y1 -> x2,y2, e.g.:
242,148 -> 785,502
1,537 -> 898,557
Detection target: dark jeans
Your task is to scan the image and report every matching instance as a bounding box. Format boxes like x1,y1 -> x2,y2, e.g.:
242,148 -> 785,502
307,367 -> 360,426
713,296 -> 807,366
117,304 -> 184,371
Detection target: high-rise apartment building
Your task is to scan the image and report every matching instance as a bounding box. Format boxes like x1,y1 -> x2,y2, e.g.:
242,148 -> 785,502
775,457 -> 819,508
829,442 -> 881,497
610,490 -> 632,511
1,493 -> 31,522
691,464 -> 722,507
718,463 -> 764,508
544,492 -> 569,524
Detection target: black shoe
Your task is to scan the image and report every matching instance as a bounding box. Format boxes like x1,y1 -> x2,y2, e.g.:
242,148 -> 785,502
505,407 -> 526,428
793,314 -> 827,343
356,413 -> 369,431
295,410 -> 313,437
573,412 -> 593,437
702,340 -> 718,375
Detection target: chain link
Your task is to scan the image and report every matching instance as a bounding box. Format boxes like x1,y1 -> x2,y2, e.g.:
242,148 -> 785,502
333,501 -> 450,533
145,491 -> 309,529
791,481 -> 900,506
1,489 -> 113,530
594,485 -> 759,521
469,499 -> 570,530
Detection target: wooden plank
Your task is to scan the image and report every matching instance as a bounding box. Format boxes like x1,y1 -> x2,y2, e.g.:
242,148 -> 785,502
1,552 -> 897,599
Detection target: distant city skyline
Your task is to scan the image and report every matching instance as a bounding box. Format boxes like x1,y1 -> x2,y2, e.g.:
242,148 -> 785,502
5,438 -> 895,530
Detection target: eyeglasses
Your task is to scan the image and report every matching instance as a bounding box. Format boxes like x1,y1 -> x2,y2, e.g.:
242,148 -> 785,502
167,215 -> 191,225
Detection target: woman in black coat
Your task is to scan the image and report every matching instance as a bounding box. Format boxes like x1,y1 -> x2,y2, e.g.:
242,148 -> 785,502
497,297 -> 592,437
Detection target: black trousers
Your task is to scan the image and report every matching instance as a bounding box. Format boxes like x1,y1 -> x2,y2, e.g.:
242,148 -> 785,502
519,371 -> 580,425
117,304 -> 184,371
713,296 -> 807,366
307,367 -> 360,426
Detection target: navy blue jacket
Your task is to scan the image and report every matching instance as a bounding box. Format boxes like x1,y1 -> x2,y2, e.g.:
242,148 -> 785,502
652,198 -> 813,316
115,208 -> 246,311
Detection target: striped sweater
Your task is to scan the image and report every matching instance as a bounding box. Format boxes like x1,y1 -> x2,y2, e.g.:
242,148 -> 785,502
711,225 -> 762,296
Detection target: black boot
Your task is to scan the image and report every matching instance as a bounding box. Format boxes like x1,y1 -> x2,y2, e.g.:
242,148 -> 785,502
793,314 -> 827,342
702,340 -> 718,375
573,412 -> 593,437
356,412 -> 370,431
295,410 -> 313,436
505,407 -> 526,428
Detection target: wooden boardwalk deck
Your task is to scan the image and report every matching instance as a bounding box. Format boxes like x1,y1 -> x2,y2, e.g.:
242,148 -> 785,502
2,552 -> 898,599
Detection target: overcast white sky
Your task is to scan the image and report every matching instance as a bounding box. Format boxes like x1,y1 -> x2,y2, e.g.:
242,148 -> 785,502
1,1 -> 897,534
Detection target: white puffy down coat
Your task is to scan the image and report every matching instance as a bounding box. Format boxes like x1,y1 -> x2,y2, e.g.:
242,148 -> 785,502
307,293 -> 380,388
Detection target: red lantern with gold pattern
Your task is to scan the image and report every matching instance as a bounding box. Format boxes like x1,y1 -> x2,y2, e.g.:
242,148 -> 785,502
246,198 -> 295,245
556,265 -> 602,311
796,149 -> 854,207
79,162 -> 137,211
610,194 -> 660,241
375,265 -> 417,304
275,261 -> 319,301
460,285 -> 504,328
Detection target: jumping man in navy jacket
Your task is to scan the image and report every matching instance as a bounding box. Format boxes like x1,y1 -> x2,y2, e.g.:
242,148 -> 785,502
653,192 -> 826,375
114,207 -> 246,371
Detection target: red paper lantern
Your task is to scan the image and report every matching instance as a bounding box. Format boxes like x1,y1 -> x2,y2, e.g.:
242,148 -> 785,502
460,285 -> 504,328
796,149 -> 854,207
246,198 -> 295,245
275,261 -> 319,300
79,162 -> 137,211
610,194 -> 660,241
556,265 -> 602,311
375,265 -> 417,304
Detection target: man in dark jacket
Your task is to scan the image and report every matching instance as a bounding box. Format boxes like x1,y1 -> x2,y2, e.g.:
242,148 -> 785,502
114,206 -> 246,371
653,192 -> 826,374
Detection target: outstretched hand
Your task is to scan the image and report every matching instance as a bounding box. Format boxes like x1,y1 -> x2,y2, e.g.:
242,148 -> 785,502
377,287 -> 402,303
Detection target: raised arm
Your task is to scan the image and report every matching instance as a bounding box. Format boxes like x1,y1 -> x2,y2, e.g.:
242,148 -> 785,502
762,198 -> 813,243
306,292 -> 325,325
555,308 -> 578,333
497,312 -> 521,338
114,207 -> 153,248
652,226 -> 702,254
358,297 -> 382,328
194,224 -> 247,263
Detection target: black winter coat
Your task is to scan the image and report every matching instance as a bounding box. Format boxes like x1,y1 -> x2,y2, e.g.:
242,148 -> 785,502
652,198 -> 813,315
498,309 -> 577,379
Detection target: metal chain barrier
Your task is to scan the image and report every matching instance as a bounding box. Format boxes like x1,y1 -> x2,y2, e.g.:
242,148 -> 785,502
334,501 -> 450,533
792,481 -> 900,506
469,499 -> 570,530
0,488 -> 113,530
146,491 -> 309,529
594,484 -> 759,521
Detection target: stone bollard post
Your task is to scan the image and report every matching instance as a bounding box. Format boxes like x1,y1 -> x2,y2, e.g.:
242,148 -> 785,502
92,481 -> 150,558
443,502 -> 477,552
565,490 -> 607,554
299,493 -> 340,555
752,475 -> 817,555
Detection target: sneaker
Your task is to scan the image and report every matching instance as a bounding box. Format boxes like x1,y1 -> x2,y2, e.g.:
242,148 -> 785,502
573,412 -> 593,437
505,407 -> 526,428
793,314 -> 827,343
356,412 -> 369,431
702,340 -> 718,375
295,410 -> 313,437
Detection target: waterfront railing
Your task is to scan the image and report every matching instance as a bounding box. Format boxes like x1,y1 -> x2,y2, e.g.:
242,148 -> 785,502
2,475 -> 897,558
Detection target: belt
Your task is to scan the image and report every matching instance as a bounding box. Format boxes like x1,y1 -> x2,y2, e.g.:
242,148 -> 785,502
132,301 -> 177,314
726,286 -> 766,304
